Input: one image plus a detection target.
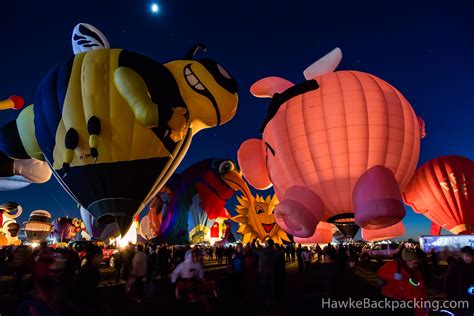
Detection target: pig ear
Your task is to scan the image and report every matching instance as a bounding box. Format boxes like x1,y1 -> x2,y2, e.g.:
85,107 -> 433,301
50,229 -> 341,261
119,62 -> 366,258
238,139 -> 272,190
303,47 -> 342,80
250,77 -> 294,98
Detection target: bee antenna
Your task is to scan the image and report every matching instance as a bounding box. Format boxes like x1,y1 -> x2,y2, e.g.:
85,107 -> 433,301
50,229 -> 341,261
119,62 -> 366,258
184,43 -> 207,59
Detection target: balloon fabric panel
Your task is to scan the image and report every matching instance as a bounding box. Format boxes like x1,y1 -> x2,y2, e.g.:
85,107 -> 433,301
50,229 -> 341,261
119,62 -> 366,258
404,156 -> 474,234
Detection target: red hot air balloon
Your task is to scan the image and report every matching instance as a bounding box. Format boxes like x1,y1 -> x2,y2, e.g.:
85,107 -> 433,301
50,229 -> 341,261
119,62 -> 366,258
362,221 -> 405,242
404,155 -> 474,234
430,222 -> 442,236
238,48 -> 425,238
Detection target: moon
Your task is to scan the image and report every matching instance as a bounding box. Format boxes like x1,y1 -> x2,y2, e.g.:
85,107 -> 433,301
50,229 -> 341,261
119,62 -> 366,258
150,3 -> 159,13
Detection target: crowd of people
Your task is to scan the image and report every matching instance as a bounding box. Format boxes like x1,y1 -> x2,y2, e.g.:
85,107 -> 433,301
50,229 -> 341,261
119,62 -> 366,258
1,239 -> 474,315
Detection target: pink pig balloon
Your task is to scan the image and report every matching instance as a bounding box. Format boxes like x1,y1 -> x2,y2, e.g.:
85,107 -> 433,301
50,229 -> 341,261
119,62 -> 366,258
238,48 -> 425,238
294,221 -> 333,244
362,221 -> 405,242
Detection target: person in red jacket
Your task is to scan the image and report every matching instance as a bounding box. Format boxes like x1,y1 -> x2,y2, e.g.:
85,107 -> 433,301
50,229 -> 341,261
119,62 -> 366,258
377,248 -> 427,316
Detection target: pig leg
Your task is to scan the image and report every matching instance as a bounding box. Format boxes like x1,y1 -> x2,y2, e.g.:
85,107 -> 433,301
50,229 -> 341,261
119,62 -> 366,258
274,185 -> 324,238
354,166 -> 405,230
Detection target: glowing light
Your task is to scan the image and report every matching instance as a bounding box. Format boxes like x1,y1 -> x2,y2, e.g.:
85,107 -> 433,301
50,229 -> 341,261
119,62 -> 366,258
150,3 -> 159,13
409,277 -> 420,287
116,218 -> 138,248
31,242 -> 39,248
468,286 -> 474,295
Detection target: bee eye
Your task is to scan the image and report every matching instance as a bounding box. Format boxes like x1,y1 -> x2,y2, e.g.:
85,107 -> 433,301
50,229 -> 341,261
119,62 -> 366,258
255,205 -> 264,214
217,64 -> 231,79
218,161 -> 235,174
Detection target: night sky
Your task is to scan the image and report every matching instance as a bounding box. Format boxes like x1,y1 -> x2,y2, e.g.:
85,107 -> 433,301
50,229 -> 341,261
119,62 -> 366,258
1,0 -> 473,240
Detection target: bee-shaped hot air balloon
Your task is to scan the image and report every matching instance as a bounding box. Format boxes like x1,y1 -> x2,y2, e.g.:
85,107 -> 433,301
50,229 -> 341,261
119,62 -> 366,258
0,152 -> 51,191
0,23 -> 239,235
0,97 -> 51,191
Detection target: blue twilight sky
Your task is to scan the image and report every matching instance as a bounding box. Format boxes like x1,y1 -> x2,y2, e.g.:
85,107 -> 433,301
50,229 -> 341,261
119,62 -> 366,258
0,0 -> 473,240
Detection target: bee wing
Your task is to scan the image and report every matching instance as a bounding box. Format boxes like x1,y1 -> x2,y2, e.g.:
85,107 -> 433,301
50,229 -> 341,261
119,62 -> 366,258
72,23 -> 110,55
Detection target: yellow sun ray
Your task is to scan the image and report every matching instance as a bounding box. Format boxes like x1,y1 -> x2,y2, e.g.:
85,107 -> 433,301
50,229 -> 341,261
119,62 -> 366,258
231,192 -> 289,244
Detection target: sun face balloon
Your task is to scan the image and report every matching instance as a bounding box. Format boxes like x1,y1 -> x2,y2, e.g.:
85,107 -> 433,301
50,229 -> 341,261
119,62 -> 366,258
0,23 -> 238,235
238,48 -> 425,238
232,194 -> 290,244
404,155 -> 474,234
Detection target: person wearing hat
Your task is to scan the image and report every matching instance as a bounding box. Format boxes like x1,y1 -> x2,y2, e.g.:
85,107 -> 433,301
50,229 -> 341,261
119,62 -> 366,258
377,248 -> 427,316
445,246 -> 474,315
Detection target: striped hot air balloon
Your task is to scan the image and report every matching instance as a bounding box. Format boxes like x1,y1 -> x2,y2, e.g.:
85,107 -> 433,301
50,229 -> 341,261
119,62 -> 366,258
238,48 -> 425,238
404,155 -> 474,234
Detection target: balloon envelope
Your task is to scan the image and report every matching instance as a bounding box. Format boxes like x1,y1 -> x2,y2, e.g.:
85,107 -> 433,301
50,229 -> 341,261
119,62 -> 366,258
52,217 -> 83,242
143,159 -> 251,244
334,222 -> 360,239
0,176 -> 31,191
362,221 -> 405,242
403,156 -> 474,234
24,210 -> 52,242
294,221 -> 333,244
238,51 -> 422,238
0,153 -> 51,190
0,41 -> 237,236
80,207 -> 120,240
139,216 -> 155,241
1,218 -> 21,246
